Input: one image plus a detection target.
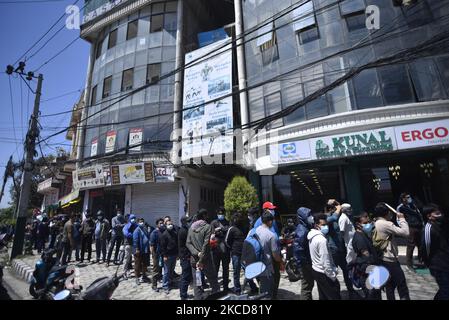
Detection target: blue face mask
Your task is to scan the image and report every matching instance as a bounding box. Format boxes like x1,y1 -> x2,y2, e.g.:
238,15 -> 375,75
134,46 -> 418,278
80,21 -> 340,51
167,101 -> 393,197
217,215 -> 225,221
320,225 -> 329,235
362,223 -> 374,234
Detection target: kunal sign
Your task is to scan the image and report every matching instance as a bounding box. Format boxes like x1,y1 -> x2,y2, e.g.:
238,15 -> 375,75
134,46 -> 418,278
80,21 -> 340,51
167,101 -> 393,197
310,128 -> 396,160
111,162 -> 155,185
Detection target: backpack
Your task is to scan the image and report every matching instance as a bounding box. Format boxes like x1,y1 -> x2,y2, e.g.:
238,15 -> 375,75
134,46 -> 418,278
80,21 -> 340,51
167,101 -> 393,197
241,229 -> 263,267
372,227 -> 390,259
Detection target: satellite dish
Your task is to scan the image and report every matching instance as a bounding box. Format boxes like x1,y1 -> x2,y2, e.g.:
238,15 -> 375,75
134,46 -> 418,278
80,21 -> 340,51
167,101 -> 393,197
366,265 -> 390,289
245,262 -> 266,280
53,290 -> 71,300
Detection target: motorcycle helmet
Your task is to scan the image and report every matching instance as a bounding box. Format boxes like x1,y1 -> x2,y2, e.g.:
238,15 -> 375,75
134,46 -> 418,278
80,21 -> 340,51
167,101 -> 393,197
285,259 -> 302,282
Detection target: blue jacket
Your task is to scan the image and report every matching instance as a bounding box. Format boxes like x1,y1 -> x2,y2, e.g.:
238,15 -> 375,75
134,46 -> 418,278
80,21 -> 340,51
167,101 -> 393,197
132,225 -> 150,254
123,214 -> 137,244
293,207 -> 312,267
253,213 -> 280,236
150,228 -> 162,256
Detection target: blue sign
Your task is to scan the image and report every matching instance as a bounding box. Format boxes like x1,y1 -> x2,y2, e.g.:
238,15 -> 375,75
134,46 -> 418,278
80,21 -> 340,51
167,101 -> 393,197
198,28 -> 228,48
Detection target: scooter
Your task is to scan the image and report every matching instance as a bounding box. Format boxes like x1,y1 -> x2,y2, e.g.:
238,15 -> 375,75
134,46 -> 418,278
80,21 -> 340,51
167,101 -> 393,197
29,249 -> 74,300
205,261 -> 270,300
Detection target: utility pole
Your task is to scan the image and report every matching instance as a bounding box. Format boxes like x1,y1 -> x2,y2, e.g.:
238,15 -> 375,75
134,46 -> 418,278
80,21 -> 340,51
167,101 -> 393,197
6,62 -> 43,259
0,155 -> 13,204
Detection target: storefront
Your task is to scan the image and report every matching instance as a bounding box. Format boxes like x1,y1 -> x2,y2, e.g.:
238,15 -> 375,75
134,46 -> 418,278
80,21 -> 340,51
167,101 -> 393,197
261,118 -> 449,215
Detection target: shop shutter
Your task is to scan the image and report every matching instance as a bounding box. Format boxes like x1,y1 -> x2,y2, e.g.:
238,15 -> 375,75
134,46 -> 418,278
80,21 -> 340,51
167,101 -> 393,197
131,182 -> 179,226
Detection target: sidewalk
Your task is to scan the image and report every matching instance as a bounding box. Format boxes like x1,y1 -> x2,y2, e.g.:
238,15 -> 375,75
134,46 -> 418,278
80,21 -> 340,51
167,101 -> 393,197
9,245 -> 438,300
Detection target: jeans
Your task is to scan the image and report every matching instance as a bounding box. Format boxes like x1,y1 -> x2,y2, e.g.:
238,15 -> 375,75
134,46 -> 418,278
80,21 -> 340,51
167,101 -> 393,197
300,263 -> 315,300
430,269 -> 449,300
152,252 -> 162,288
180,257 -> 192,299
107,234 -> 123,263
332,252 -> 354,292
312,270 -> 341,300
212,249 -> 230,290
81,234 -> 93,262
123,244 -> 133,273
72,239 -> 81,261
163,255 -> 177,290
60,241 -> 72,265
259,275 -> 274,299
231,255 -> 242,292
49,233 -> 57,249
383,260 -> 410,300
95,238 -> 107,262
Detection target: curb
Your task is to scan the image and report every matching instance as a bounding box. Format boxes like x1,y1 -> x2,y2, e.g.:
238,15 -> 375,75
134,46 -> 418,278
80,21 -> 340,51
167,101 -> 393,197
11,259 -> 34,284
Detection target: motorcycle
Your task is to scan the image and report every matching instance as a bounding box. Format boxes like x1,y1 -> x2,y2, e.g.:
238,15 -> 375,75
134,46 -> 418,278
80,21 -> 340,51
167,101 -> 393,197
205,261 -> 270,300
29,249 -> 76,300
52,265 -> 124,300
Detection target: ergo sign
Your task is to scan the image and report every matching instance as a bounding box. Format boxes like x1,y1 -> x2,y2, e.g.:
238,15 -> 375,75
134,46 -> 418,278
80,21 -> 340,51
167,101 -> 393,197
395,119 -> 449,150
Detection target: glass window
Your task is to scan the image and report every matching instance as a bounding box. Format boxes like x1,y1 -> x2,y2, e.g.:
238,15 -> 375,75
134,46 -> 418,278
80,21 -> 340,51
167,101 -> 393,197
108,29 -> 117,49
150,14 -> 163,33
265,92 -> 283,130
152,2 -> 165,14
292,1 -> 315,32
95,38 -> 104,59
435,56 -> 449,97
298,26 -> 319,45
164,13 -> 177,31
352,69 -> 382,109
282,82 -> 305,125
304,79 -> 329,119
259,29 -> 279,66
409,59 -> 446,102
249,98 -> 265,122
346,13 -> 366,32
402,1 -> 433,28
378,65 -> 416,105
102,76 -> 112,98
339,0 -> 365,16
126,20 -> 138,40
165,1 -> 177,12
121,68 -> 134,91
91,85 -> 97,106
147,63 -> 161,84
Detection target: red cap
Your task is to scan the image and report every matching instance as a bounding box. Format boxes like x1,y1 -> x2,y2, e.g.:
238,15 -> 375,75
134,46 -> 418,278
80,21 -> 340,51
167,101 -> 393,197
262,201 -> 276,210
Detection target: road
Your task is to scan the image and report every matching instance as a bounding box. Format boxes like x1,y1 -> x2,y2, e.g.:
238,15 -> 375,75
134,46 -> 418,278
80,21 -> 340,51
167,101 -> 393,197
0,266 -> 30,300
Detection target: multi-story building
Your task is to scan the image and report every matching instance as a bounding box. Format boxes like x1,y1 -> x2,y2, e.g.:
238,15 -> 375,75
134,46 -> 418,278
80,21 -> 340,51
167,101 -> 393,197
236,0 -> 449,214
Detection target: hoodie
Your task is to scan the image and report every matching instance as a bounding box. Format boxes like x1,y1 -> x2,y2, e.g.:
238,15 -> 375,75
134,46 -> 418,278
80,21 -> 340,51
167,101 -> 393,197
186,220 -> 213,264
293,207 -> 312,267
123,214 -> 137,245
307,228 -> 338,281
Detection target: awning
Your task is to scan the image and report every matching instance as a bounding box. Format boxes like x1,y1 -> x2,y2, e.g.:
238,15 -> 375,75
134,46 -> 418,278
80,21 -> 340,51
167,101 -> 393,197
59,189 -> 80,208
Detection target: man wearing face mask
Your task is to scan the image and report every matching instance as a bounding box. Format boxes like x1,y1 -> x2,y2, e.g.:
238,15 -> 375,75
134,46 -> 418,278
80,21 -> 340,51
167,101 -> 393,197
178,216 -> 193,300
107,209 -> 126,266
133,218 -> 150,285
160,220 -> 179,294
210,207 -> 231,292
397,193 -> 424,272
150,218 -> 165,291
374,202 -> 410,300
122,214 -> 138,278
247,207 -> 258,229
351,212 -> 381,300
253,202 -> 280,236
94,210 -> 110,263
80,211 -> 95,263
339,204 -> 356,265
293,207 -> 315,300
308,213 -> 340,300
421,204 -> 449,300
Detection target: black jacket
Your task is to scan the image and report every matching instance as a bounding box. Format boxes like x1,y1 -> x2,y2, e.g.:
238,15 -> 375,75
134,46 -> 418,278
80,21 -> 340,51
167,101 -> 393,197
160,229 -> 178,257
178,225 -> 190,259
422,221 -> 449,272
225,224 -> 247,257
397,203 -> 424,229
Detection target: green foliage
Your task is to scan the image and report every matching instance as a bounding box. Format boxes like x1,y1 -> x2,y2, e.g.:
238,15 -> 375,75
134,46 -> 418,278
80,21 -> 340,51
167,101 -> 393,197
0,206 -> 15,226
224,176 -> 259,220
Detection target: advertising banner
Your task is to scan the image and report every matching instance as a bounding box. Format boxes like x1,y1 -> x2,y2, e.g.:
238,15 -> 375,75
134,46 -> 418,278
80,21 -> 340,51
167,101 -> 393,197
129,128 -> 143,152
72,165 -> 104,190
270,140 -> 312,164
105,130 -> 116,153
91,137 -> 98,157
395,119 -> 449,151
111,162 -> 155,185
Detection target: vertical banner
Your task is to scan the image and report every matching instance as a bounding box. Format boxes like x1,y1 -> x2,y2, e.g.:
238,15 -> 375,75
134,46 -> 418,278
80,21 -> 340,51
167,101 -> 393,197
182,38 -> 233,160
91,138 -> 98,157
105,130 -> 116,153
129,128 -> 143,152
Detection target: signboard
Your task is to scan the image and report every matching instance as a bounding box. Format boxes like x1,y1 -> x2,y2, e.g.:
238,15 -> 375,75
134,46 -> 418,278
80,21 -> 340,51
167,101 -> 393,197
310,128 -> 396,160
83,0 -> 129,24
105,130 -> 116,153
270,141 -> 311,164
37,177 -> 56,193
182,38 -> 233,160
129,128 -> 143,152
72,165 -> 105,190
110,162 -> 155,185
395,119 -> 449,151
155,166 -> 175,182
91,138 -> 98,157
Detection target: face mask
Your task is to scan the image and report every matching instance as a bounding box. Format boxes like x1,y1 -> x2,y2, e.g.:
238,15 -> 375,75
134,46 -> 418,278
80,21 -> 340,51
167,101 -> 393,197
130,218 -> 136,223
159,225 -> 166,231
320,225 -> 329,235
362,223 -> 374,234
167,224 -> 174,230
138,222 -> 144,227
217,215 -> 225,221
407,198 -> 413,204
117,213 -> 122,217
269,210 -> 275,216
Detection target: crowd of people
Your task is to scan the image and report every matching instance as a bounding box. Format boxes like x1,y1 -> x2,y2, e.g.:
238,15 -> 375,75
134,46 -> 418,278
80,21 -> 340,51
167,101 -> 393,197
21,191 -> 449,300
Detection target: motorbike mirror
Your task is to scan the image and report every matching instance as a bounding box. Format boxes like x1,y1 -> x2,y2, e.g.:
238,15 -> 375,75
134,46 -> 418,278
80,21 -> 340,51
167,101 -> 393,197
365,265 -> 390,289
53,290 -> 71,300
245,262 -> 266,280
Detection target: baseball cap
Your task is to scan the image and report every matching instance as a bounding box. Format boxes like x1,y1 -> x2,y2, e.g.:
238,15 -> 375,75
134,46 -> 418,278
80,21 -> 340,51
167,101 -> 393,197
262,201 -> 277,210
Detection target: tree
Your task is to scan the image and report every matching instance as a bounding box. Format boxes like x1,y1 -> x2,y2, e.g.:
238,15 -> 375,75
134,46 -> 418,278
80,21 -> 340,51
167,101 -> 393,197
224,176 -> 259,220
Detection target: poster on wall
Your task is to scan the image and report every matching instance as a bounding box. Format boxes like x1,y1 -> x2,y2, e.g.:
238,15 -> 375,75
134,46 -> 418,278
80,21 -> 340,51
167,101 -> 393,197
270,140 -> 312,164
105,130 -> 116,153
395,119 -> 449,151
91,138 -> 98,157
110,162 -> 155,185
310,127 -> 397,160
129,128 -> 143,152
182,38 -> 233,160
72,165 -> 105,190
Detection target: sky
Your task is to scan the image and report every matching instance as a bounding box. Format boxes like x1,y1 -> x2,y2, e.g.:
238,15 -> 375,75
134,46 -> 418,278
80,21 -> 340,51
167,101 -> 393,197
0,0 -> 90,208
